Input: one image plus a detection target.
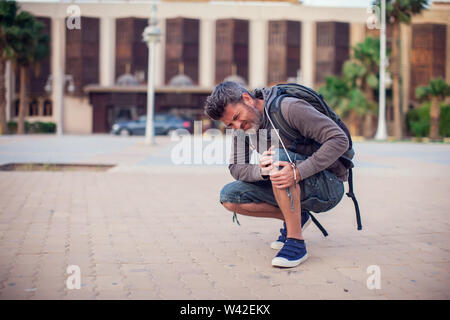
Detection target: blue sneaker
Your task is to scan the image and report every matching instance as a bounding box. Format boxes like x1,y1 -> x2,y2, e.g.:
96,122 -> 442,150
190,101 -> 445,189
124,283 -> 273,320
272,238 -> 308,268
270,211 -> 311,250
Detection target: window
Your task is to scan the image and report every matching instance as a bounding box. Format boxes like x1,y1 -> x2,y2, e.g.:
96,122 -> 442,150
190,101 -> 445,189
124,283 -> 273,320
29,100 -> 39,116
13,99 -> 19,117
43,100 -> 52,116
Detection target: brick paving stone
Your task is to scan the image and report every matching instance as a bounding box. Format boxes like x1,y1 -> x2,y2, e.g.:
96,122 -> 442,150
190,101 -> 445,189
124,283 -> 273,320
63,289 -> 98,300
94,263 -> 122,276
158,286 -> 192,300
127,290 -> 161,300
250,286 -> 292,300
180,274 -> 216,290
34,274 -> 65,289
412,290 -> 449,300
214,286 -> 260,300
1,138 -> 450,299
335,267 -> 367,283
122,275 -> 157,291
188,288 -> 228,300
277,284 -> 321,300
31,289 -> 65,300
7,263 -> 39,278
94,275 -> 126,291
305,284 -> 355,300
0,276 -> 36,299
95,290 -> 129,300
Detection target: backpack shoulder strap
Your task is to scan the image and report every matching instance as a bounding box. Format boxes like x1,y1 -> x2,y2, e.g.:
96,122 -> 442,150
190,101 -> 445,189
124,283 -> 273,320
268,93 -> 315,148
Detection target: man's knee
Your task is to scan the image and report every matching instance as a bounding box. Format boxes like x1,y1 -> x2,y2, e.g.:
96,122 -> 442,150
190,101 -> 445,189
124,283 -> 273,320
220,182 -> 237,204
273,148 -> 307,163
222,201 -> 238,212
220,183 -> 241,212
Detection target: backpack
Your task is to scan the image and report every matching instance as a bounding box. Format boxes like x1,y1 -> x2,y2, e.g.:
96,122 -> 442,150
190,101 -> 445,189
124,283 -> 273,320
256,83 -> 362,236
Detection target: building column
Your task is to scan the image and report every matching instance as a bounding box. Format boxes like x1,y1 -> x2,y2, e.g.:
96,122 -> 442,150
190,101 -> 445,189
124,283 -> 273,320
301,21 -> 315,88
350,23 -> 366,52
249,19 -> 267,89
51,17 -> 66,133
199,19 -> 215,88
100,17 -> 116,86
447,25 -> 450,89
5,61 -> 12,121
155,18 -> 165,87
37,97 -> 44,116
401,23 -> 412,114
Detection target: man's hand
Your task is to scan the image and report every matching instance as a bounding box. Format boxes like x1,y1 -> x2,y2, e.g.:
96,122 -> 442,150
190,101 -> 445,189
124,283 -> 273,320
259,145 -> 275,176
270,161 -> 301,189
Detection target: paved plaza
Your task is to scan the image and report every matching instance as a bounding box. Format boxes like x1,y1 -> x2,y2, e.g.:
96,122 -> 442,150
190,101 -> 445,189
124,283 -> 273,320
0,134 -> 449,299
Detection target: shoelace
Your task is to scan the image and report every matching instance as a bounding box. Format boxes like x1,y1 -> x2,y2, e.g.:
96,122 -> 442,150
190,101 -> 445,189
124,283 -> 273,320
232,212 -> 240,226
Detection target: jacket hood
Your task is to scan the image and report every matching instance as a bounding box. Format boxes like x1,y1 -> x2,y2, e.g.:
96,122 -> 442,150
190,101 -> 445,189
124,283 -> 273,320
261,86 -> 280,109
253,86 -> 279,131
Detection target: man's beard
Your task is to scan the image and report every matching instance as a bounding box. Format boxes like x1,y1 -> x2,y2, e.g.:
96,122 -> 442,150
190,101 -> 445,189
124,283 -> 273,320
242,103 -> 262,134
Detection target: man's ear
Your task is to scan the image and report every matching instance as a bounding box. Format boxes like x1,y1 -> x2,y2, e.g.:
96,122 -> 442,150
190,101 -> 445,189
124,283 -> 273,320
241,92 -> 253,105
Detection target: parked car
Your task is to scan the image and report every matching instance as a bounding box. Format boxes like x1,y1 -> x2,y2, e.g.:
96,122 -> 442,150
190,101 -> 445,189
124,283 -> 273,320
111,114 -> 193,136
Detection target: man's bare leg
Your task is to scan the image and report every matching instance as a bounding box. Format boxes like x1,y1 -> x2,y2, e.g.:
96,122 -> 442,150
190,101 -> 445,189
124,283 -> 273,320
222,202 -> 284,220
271,183 -> 303,240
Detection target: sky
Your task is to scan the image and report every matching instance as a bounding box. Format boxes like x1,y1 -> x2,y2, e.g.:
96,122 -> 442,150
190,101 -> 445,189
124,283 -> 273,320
302,0 -> 373,7
17,0 -> 440,7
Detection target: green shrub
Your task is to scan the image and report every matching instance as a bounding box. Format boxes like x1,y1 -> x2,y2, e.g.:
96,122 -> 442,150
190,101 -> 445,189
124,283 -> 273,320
440,104 -> 450,137
406,102 -> 450,138
7,121 -> 17,134
6,121 -> 56,134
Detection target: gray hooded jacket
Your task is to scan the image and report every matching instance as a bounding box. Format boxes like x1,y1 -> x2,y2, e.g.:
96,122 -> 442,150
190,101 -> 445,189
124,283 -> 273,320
228,86 -> 354,182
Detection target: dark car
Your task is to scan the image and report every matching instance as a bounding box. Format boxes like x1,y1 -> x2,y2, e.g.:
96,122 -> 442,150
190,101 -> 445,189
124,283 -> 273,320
111,114 -> 193,136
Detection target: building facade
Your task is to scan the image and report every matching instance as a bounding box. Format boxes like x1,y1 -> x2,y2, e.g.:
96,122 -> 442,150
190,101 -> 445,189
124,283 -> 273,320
5,0 -> 450,134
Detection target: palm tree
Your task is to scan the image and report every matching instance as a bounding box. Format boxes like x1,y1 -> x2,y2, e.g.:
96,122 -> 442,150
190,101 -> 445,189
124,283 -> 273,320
352,36 -> 379,103
322,37 -> 380,137
373,0 -> 428,139
0,0 -> 19,134
318,73 -> 370,136
351,36 -> 380,137
415,78 -> 450,140
8,10 -> 49,134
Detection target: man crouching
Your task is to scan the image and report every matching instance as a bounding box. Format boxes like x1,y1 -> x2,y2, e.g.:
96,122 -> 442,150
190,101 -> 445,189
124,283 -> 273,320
203,81 -> 351,268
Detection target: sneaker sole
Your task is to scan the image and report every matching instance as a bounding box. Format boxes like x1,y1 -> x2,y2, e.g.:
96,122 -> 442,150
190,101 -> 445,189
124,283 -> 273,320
272,253 -> 308,268
270,240 -> 284,250
270,218 -> 311,250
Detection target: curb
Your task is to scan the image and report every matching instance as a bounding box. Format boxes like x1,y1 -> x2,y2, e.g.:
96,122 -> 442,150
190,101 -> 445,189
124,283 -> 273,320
352,136 -> 450,143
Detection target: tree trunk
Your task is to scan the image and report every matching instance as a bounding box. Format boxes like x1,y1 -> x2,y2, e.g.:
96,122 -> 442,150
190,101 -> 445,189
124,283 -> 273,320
391,22 -> 403,139
363,80 -> 375,138
17,66 -> 27,134
0,59 -> 7,134
363,113 -> 374,138
348,110 -> 359,136
429,97 -> 440,140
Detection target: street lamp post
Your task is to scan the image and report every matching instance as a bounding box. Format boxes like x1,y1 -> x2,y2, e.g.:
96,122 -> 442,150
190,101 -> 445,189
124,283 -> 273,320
142,3 -> 162,146
375,0 -> 388,140
45,73 -> 75,136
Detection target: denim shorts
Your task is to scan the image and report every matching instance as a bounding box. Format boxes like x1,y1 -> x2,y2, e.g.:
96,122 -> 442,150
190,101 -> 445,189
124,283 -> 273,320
220,148 -> 345,213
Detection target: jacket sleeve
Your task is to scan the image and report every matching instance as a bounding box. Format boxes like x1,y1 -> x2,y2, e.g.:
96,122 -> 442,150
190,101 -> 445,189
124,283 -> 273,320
282,98 -> 349,180
228,132 -> 266,182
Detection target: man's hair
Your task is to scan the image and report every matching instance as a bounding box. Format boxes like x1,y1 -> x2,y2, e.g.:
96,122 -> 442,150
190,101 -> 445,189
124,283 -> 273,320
204,81 -> 254,120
